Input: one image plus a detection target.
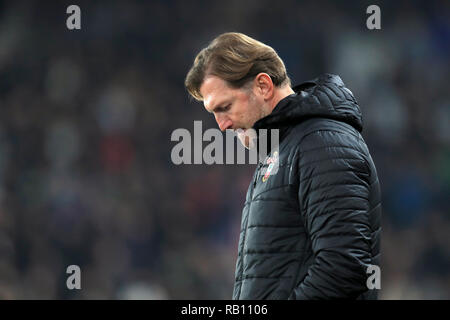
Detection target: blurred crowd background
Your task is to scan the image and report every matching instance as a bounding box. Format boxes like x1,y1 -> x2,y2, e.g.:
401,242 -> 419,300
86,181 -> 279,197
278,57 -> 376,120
0,0 -> 448,299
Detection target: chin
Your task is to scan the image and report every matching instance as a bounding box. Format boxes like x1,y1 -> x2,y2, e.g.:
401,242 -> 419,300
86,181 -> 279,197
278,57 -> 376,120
236,128 -> 257,150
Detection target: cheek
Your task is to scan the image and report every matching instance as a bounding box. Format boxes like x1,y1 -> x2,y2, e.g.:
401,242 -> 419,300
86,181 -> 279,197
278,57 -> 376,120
248,98 -> 263,121
233,95 -> 259,126
230,102 -> 247,123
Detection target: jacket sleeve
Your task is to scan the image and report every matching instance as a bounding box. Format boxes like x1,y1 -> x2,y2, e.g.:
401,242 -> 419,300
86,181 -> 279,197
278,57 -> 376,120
289,131 -> 373,299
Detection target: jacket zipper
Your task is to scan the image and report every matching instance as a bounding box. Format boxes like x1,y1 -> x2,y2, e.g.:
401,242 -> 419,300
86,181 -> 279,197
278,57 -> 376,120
237,161 -> 264,299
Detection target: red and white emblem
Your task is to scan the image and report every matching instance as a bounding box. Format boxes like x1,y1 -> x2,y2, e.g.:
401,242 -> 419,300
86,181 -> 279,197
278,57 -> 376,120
262,151 -> 279,182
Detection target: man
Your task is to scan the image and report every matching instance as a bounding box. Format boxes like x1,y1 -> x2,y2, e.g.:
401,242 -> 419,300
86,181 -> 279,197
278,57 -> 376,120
185,32 -> 381,299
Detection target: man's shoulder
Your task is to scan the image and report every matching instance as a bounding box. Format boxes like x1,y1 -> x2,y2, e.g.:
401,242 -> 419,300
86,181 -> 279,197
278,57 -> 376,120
286,117 -> 361,145
292,73 -> 346,93
276,117 -> 368,168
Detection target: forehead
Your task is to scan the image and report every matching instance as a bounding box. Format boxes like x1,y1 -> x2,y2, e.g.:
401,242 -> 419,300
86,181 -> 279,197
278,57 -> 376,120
200,76 -> 235,111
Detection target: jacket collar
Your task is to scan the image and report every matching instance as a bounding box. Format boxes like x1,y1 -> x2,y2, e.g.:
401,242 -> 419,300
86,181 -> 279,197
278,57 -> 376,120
253,73 -> 363,136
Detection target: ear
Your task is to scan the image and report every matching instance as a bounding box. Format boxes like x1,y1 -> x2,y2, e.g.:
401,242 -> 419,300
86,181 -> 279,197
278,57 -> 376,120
253,73 -> 274,100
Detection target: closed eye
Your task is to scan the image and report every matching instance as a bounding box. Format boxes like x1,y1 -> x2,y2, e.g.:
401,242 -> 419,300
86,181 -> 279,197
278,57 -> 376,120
215,104 -> 231,113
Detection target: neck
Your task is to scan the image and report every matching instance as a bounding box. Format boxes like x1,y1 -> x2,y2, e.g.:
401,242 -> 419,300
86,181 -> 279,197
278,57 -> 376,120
269,85 -> 295,112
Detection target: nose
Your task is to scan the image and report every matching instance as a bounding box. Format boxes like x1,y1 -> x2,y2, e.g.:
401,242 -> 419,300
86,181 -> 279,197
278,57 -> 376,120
215,114 -> 233,131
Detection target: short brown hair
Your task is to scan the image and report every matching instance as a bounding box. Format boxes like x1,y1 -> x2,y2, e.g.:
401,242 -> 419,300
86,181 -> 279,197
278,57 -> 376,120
185,32 -> 291,101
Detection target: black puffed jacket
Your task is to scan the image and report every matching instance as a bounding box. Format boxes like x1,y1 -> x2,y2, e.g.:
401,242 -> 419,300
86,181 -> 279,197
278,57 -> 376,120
232,74 -> 381,300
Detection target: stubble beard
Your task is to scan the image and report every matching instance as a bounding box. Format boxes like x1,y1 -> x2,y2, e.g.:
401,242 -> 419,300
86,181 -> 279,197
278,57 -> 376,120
236,97 -> 270,150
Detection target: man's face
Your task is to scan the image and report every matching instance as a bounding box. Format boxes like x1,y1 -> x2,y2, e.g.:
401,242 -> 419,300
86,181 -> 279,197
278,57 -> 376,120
200,75 -> 269,148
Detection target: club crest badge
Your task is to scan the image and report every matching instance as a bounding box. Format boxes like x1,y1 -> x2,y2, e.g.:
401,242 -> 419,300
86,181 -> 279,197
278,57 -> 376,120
262,151 -> 279,182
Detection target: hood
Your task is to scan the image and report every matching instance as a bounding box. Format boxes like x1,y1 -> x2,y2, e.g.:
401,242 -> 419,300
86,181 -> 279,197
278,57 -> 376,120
253,74 -> 363,134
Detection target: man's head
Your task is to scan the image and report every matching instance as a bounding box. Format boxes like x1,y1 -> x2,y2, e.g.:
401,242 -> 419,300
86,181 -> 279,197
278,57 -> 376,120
185,32 -> 293,148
